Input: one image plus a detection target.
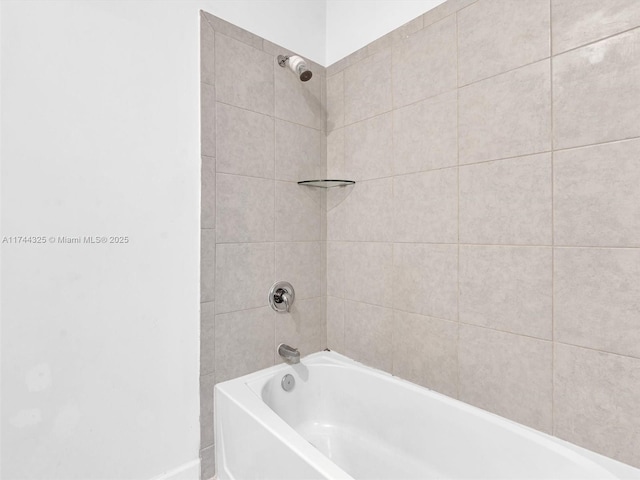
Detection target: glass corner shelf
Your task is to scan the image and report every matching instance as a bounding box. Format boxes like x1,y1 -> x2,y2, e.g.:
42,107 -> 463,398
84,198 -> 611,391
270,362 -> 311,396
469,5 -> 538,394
297,179 -> 355,188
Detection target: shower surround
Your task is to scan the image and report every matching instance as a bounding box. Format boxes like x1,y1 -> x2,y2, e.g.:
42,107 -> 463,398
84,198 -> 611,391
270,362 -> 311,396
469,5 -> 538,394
201,0 -> 640,476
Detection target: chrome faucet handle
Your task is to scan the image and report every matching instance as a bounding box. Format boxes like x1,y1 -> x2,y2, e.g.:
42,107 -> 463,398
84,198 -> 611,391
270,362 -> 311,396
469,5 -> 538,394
269,281 -> 295,313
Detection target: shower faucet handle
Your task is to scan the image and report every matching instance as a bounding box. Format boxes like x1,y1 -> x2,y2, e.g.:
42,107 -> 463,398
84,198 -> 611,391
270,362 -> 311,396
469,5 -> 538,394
269,281 -> 295,313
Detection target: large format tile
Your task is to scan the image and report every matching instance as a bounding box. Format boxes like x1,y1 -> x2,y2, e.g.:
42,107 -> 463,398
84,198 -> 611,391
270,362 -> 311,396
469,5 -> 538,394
200,301 -> 216,376
393,243 -> 458,321
344,301 -> 394,372
344,113 -> 392,181
200,13 -> 215,85
554,247 -> 640,359
275,182 -> 321,242
457,0 -> 550,86
275,242 -> 322,300
276,297 -> 324,359
326,242 -> 345,298
458,325 -> 553,433
554,344 -> 640,468
216,174 -> 274,243
459,246 -> 552,339
215,307 -> 275,381
393,91 -> 457,175
393,168 -> 457,244
459,154 -> 552,245
199,372 -> 215,448
216,103 -> 274,178
553,29 -> 640,149
344,48 -> 392,124
275,120 -> 322,182
326,71 -> 344,131
215,243 -> 274,314
202,11 -> 262,50
343,242 -> 393,308
200,228 -> 215,303
554,138 -> 640,247
459,60 -> 551,164
326,128 -> 345,178
201,83 -> 216,157
201,155 -> 215,229
392,15 -> 457,108
393,311 -> 458,397
326,296 -> 345,352
327,179 -> 392,242
215,33 -> 273,115
275,60 -> 323,130
552,0 -> 640,54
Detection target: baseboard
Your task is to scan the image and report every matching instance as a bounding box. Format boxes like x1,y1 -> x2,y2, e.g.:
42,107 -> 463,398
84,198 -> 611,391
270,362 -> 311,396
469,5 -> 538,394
151,459 -> 200,480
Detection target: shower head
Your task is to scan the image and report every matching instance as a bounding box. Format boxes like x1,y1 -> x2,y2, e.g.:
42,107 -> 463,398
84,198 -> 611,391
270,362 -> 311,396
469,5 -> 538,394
278,55 -> 313,82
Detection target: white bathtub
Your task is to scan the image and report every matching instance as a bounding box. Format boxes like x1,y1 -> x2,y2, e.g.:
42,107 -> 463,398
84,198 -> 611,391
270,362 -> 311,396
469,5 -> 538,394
215,351 -> 640,480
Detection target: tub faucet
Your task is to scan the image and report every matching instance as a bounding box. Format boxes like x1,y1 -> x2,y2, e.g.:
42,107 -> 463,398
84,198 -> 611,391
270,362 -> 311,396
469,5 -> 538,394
278,343 -> 300,364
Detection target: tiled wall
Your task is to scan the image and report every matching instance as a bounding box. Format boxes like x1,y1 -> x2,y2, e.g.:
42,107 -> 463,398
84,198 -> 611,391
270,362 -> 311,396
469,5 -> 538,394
325,0 -> 640,468
199,12 -> 327,479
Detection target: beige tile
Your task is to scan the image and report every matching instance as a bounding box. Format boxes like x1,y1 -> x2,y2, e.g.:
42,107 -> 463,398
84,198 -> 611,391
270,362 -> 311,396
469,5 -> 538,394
422,0 -> 479,27
216,174 -> 274,243
200,14 -> 215,85
393,243 -> 458,321
202,11 -> 262,50
344,113 -> 393,181
554,247 -> 640,359
275,182 -> 321,242
201,83 -> 216,157
199,372 -> 215,448
393,168 -> 458,244
326,128 -> 345,178
554,138 -> 640,247
201,155 -> 215,229
393,91 -> 457,175
344,301 -> 394,372
326,71 -> 344,131
458,0 -> 550,86
200,443 -> 216,480
392,15 -> 457,108
552,0 -> 640,54
554,344 -> 640,468
215,32 -> 273,115
275,120 -> 321,182
328,179 -> 393,242
393,311 -> 458,397
216,103 -> 274,178
215,307 -> 275,381
459,325 -> 553,432
327,296 -> 345,353
344,242 -> 393,308
344,48 -> 392,124
459,246 -> 552,339
459,154 -> 552,245
326,242 -> 345,298
201,301 -> 216,376
553,29 -> 640,150
459,60 -> 551,164
275,61 -> 323,130
276,297 -> 324,359
215,243 -> 274,314
201,229 -> 215,303
275,242 -> 322,300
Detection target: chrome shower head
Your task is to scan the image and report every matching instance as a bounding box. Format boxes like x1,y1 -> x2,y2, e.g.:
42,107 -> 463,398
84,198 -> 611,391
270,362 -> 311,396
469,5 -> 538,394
278,54 -> 313,82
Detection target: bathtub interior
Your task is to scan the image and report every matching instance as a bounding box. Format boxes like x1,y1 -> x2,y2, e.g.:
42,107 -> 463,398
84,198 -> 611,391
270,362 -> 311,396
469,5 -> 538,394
243,352 -> 640,480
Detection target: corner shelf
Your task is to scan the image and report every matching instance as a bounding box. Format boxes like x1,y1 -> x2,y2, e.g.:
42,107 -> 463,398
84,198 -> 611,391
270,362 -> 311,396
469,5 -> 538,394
297,179 -> 355,188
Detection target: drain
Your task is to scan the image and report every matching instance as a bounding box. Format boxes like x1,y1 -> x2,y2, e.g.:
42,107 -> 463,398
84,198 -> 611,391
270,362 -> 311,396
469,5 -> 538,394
281,373 -> 295,392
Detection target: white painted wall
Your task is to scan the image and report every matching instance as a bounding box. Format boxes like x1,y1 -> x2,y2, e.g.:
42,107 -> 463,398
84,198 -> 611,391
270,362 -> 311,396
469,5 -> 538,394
326,0 -> 446,65
0,1 -> 324,479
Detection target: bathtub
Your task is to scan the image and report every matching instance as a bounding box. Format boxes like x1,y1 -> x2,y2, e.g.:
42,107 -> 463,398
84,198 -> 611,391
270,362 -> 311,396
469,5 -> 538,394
215,351 -> 640,480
